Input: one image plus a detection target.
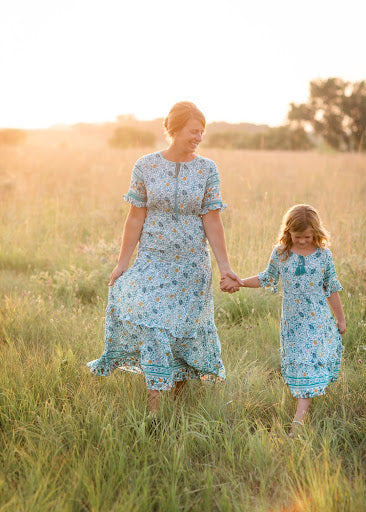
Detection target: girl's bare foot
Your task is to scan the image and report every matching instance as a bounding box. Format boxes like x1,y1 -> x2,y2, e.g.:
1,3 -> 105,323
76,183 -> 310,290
289,397 -> 310,437
289,419 -> 304,437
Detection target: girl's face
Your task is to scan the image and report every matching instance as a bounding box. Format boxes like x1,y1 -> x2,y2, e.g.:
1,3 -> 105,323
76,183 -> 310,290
290,227 -> 315,250
172,118 -> 205,153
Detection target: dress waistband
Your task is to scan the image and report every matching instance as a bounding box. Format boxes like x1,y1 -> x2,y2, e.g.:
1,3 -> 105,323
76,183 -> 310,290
138,246 -> 210,263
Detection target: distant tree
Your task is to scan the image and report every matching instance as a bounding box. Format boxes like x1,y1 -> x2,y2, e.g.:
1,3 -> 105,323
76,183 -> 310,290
260,126 -> 313,150
0,129 -> 26,146
109,126 -> 156,148
288,78 -> 366,151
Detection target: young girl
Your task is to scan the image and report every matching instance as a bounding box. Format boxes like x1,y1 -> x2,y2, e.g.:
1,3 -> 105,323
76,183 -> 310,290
221,204 -> 346,435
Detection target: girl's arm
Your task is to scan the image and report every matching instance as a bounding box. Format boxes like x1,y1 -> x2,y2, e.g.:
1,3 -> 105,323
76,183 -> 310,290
221,247 -> 280,293
220,274 -> 261,290
241,275 -> 260,288
109,205 -> 147,285
201,210 -> 241,291
327,291 -> 346,335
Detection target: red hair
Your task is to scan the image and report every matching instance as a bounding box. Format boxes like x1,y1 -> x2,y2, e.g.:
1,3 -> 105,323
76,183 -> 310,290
163,102 -> 206,137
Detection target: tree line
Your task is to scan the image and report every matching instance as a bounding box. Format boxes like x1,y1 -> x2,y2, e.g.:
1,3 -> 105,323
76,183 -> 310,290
207,78 -> 366,151
1,78 -> 364,151
107,78 -> 365,152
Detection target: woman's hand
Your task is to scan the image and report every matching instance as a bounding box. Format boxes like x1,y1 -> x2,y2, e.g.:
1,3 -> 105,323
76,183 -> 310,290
201,211 -> 241,293
220,269 -> 242,293
337,319 -> 346,336
109,205 -> 146,286
109,263 -> 129,286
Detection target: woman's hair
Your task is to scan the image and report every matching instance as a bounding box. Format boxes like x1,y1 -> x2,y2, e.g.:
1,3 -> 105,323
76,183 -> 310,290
277,204 -> 330,260
163,101 -> 206,137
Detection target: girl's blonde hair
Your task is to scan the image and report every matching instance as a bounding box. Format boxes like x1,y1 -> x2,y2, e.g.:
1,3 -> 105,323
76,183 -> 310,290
163,101 -> 206,137
277,204 -> 329,260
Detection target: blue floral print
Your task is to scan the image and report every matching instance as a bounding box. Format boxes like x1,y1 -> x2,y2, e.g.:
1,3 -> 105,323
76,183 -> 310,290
258,246 -> 343,398
87,152 -> 226,390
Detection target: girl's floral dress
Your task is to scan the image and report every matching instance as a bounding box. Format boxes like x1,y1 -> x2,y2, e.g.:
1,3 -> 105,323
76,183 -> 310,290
258,246 -> 343,398
87,151 -> 226,390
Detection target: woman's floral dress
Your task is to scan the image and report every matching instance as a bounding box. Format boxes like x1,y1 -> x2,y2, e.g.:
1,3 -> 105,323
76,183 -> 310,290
87,152 -> 226,390
258,246 -> 343,398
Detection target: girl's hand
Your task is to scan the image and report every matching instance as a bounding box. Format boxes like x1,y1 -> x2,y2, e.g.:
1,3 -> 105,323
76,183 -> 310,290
220,270 -> 242,293
337,320 -> 346,336
109,263 -> 129,286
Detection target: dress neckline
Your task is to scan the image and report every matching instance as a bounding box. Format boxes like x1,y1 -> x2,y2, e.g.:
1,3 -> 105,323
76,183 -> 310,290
158,151 -> 198,164
290,247 -> 319,258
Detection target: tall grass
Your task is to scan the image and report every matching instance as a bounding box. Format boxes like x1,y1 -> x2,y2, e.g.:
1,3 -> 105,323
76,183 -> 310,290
0,137 -> 365,511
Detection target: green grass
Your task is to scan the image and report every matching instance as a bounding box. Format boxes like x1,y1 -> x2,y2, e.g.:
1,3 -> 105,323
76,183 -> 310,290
0,144 -> 365,511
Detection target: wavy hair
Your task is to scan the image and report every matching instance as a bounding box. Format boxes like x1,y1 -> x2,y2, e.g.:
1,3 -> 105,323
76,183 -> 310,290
277,204 -> 330,260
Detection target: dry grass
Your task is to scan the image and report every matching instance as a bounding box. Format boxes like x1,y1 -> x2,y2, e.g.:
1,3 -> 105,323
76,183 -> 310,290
0,135 -> 365,511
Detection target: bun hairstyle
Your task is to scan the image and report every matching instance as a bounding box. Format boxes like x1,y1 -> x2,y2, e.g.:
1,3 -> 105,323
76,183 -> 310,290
163,101 -> 206,137
277,204 -> 330,260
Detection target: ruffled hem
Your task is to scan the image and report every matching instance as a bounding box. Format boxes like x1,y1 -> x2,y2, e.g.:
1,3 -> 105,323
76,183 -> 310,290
282,361 -> 341,398
87,354 -> 225,390
286,384 -> 327,399
200,202 -> 227,216
324,280 -> 343,298
258,271 -> 278,293
89,310 -> 225,390
123,193 -> 147,208
284,374 -> 340,398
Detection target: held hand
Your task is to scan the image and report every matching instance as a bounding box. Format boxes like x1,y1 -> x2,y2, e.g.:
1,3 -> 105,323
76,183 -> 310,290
220,275 -> 239,293
220,269 -> 242,293
337,320 -> 346,336
109,263 -> 129,286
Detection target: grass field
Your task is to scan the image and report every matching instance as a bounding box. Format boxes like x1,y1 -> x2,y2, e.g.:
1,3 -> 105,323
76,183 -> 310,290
1,136 -> 365,511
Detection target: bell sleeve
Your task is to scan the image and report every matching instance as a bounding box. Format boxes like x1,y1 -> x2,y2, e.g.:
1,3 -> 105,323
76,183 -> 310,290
200,163 -> 227,215
123,164 -> 147,208
258,247 -> 280,293
323,249 -> 343,297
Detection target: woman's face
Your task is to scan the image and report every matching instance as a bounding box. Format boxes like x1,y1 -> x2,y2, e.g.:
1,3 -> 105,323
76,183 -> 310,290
172,118 -> 205,153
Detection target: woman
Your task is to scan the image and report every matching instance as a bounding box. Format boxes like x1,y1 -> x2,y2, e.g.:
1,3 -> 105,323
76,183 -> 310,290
87,102 -> 241,412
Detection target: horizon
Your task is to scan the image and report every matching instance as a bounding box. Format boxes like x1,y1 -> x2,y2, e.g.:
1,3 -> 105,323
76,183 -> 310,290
1,115 -> 273,131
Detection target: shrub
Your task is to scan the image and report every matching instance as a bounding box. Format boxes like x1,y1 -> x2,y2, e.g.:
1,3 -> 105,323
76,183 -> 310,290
0,129 -> 27,146
109,126 -> 156,148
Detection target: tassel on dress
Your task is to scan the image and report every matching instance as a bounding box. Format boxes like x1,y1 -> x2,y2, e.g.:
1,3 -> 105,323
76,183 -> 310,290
294,255 -> 306,276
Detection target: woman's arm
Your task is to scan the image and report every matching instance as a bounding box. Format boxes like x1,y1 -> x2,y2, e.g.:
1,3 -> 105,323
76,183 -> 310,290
201,210 -> 241,291
109,205 -> 147,285
327,291 -> 346,335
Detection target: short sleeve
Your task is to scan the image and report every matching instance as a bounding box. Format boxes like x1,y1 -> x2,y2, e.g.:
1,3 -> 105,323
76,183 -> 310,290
258,247 -> 280,293
323,249 -> 343,297
123,164 -> 147,208
200,163 -> 227,215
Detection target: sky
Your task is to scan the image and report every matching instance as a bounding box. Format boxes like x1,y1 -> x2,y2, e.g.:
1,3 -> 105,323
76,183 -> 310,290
0,0 -> 365,128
